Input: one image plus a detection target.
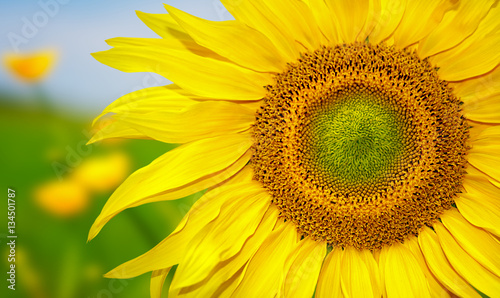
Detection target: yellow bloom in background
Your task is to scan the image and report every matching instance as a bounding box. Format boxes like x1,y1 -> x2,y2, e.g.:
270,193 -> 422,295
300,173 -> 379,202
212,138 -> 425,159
89,0 -> 500,297
35,151 -> 129,218
35,179 -> 89,217
16,247 -> 49,298
3,50 -> 56,83
71,151 -> 131,192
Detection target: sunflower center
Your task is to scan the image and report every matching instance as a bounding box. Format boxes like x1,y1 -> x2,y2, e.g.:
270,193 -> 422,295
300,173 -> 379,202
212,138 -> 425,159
252,43 -> 469,250
309,92 -> 404,185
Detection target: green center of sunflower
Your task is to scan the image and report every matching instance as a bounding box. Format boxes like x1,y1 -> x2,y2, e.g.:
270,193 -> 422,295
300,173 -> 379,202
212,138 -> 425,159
309,92 -> 404,185
252,43 -> 469,250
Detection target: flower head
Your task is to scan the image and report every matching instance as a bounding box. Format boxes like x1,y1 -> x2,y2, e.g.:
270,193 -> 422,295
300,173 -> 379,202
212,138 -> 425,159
71,151 -> 131,193
89,1 -> 500,297
3,50 -> 56,83
35,179 -> 89,217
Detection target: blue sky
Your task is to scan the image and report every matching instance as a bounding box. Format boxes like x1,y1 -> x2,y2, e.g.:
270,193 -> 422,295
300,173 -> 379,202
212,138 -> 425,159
0,0 -> 234,114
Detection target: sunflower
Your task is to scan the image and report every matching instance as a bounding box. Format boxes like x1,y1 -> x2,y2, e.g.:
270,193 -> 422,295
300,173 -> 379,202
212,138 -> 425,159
89,0 -> 500,297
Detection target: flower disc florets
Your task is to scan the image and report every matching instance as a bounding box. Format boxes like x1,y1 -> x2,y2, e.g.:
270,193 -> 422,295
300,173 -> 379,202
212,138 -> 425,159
252,43 -> 469,250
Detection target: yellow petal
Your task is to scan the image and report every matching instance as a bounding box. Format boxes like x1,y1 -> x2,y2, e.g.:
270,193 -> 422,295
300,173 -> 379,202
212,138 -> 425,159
254,0 -> 321,51
463,94 -> 500,124
468,122 -> 496,144
369,0 -> 407,44
92,38 -> 271,100
165,5 -> 286,73
104,178 -> 256,279
490,177 -> 500,189
306,0 -> 338,43
150,268 -> 170,298
452,66 -> 500,102
382,242 -> 431,298
456,66 -> 500,123
432,3 -> 500,81
470,124 -> 500,142
327,0 -> 370,43
90,84 -> 255,144
418,226 -> 481,297
316,248 -> 342,298
454,65 -> 500,124
418,0 -> 495,58
434,221 -> 500,297
359,0 -> 382,42
456,194 -> 500,237
373,249 -> 388,298
441,208 -> 500,277
468,125 -> 500,184
105,36 -> 222,60
92,85 -> 197,126
173,206 -> 279,297
217,164 -> 254,186
340,247 -> 377,298
359,249 -> 382,298
392,0 -> 457,49
137,12 -> 229,64
466,152 -> 500,189
460,166 -> 500,236
283,238 -> 326,298
88,134 -> 252,240
136,11 -> 187,39
220,0 -> 301,61
232,221 -> 298,297
403,236 -> 450,298
114,101 -> 254,144
88,119 -> 151,144
212,266 -> 246,298
172,185 -> 270,289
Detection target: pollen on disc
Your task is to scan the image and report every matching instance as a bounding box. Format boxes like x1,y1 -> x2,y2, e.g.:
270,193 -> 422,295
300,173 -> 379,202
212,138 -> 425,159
252,43 -> 469,250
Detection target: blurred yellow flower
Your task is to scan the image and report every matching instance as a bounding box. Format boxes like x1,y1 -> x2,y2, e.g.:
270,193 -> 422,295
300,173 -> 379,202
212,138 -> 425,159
71,151 -> 131,192
34,179 -> 89,217
16,247 -> 48,298
3,50 -> 56,83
